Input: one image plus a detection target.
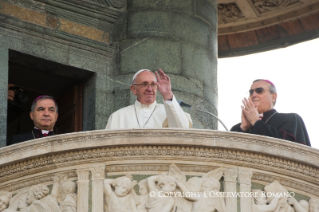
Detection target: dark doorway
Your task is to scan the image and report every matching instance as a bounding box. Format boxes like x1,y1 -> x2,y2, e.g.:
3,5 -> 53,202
7,50 -> 94,142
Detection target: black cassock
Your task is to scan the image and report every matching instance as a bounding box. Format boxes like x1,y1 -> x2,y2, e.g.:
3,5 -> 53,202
7,128 -> 55,146
231,109 -> 311,146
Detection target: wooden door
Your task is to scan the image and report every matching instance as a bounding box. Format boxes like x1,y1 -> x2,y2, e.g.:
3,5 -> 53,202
55,83 -> 83,134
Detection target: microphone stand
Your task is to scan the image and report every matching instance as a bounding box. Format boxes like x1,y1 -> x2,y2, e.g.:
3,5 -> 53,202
196,108 -> 229,131
177,100 -> 229,131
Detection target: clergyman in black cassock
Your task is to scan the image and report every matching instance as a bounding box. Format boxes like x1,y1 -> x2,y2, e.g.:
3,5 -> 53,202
7,95 -> 58,146
230,79 -> 311,146
231,109 -> 310,146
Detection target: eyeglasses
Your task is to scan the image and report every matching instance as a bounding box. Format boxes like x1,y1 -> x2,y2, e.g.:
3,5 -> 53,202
249,87 -> 269,96
133,82 -> 157,89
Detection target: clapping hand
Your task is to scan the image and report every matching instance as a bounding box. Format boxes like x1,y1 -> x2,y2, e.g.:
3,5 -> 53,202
240,98 -> 259,131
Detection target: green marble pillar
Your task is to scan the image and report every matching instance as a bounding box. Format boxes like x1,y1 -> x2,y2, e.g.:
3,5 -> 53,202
0,48 -> 8,147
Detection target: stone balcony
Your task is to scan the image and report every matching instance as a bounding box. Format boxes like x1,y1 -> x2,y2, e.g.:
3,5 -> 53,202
0,129 -> 318,212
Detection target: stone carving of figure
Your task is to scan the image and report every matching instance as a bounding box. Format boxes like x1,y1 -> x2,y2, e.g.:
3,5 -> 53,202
264,181 -> 294,212
2,175 -> 72,212
287,197 -> 308,212
185,177 -> 202,193
145,174 -> 177,212
309,198 -> 319,212
59,181 -> 77,212
218,3 -> 244,24
251,189 -> 280,212
0,191 -> 12,212
0,189 -> 29,212
104,174 -> 138,212
16,192 -> 29,212
27,175 -> 62,212
167,164 -> 192,212
175,168 -> 226,212
253,0 -> 291,12
136,179 -> 148,212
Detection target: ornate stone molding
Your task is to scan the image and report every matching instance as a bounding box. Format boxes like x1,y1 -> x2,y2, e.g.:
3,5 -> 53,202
2,130 -> 318,164
252,172 -> 319,196
0,130 -> 319,187
1,138 -> 319,185
91,165 -> 105,180
105,164 -> 219,174
218,0 -> 319,34
224,168 -> 238,182
251,0 -> 301,14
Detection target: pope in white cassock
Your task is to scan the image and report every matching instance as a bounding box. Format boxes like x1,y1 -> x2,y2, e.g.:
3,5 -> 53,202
105,69 -> 192,129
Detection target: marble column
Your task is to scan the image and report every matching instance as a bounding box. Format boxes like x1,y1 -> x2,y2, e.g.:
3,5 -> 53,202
238,168 -> 253,212
91,165 -> 105,212
0,48 -> 8,147
112,0 -> 218,129
76,169 -> 90,212
224,168 -> 238,212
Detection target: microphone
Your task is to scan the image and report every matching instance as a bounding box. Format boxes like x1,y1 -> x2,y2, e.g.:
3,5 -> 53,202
178,100 -> 229,131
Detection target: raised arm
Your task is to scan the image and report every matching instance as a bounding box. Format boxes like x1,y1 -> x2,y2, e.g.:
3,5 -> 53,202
104,179 -> 114,204
155,69 -> 192,128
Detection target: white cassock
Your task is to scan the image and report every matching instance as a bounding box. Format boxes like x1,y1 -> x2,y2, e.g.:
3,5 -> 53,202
105,95 -> 192,129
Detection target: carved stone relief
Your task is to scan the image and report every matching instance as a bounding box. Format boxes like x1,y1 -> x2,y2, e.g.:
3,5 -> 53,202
309,198 -> 319,212
0,191 -> 11,212
218,3 -> 245,24
252,0 -> 301,13
1,164 -> 319,211
105,164 -> 218,174
1,131 -> 319,211
59,180 -> 77,212
0,171 -> 77,193
104,164 -> 226,212
0,174 -> 76,212
251,180 -> 319,212
2,146 -> 319,185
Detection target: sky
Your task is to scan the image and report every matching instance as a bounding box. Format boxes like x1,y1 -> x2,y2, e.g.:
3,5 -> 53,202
217,37 -> 319,149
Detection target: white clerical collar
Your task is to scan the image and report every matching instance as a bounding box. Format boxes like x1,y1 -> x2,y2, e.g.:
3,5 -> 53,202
135,100 -> 157,110
34,127 -> 50,134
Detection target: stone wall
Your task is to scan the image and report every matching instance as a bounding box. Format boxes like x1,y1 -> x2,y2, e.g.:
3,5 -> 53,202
0,0 -> 122,138
0,0 -> 219,146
